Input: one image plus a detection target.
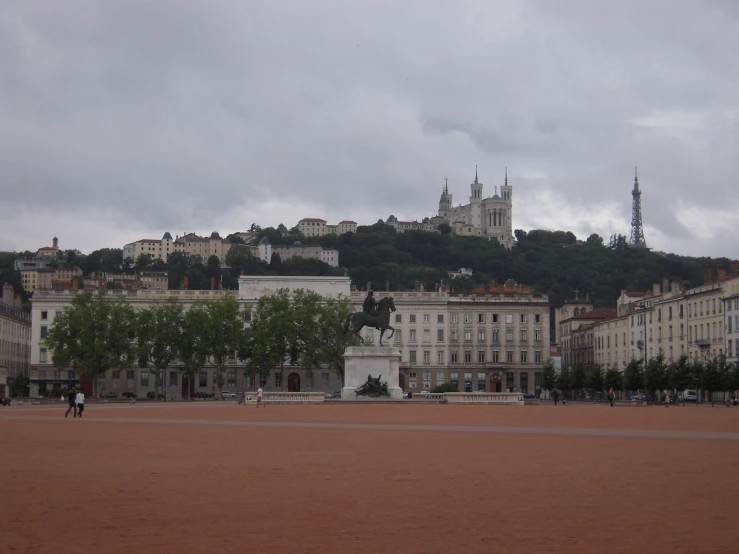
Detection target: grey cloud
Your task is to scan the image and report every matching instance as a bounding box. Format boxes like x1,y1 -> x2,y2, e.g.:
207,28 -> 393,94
1,0 -> 738,256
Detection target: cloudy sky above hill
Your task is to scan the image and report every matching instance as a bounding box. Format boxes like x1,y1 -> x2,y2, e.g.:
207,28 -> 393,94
1,0 -> 738,257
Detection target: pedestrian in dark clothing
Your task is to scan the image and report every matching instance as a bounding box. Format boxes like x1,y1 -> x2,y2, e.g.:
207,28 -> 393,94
65,390 -> 77,418
608,387 -> 615,407
552,389 -> 559,406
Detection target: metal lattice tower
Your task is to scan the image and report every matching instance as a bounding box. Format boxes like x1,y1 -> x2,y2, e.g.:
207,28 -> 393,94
629,167 -> 647,248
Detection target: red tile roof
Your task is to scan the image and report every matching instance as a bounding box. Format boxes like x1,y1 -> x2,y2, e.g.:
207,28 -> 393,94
573,308 -> 617,320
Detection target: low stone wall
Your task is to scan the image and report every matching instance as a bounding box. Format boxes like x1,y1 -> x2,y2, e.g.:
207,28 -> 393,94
242,392 -> 325,404
443,392 -> 524,405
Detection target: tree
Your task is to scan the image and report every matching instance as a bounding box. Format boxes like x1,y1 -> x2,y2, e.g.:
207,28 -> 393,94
557,365 -> 572,397
586,233 -> 604,246
571,364 -> 586,394
137,298 -> 184,400
623,358 -> 644,393
248,289 -> 294,389
644,353 -> 668,397
604,366 -> 622,393
700,355 -> 724,406
249,223 -> 262,232
317,297 -> 356,386
179,306 -> 210,395
689,358 -> 705,403
541,359 -> 558,391
135,253 -> 154,272
195,294 -> 245,399
585,365 -> 604,393
45,292 -> 136,396
667,355 -> 692,405
290,289 -> 325,390
9,374 -> 29,397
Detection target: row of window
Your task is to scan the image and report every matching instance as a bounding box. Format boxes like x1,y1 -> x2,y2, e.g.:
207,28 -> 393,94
402,313 -> 542,324
403,328 -> 544,343
408,349 -> 542,364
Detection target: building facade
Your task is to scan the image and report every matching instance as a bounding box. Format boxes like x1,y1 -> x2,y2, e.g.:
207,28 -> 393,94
724,293 -> 739,364
1,285 -> 31,386
257,238 -> 340,268
297,219 -> 357,237
129,232 -> 234,263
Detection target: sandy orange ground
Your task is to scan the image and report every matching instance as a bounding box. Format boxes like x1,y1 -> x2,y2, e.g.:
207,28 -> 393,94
2,402 -> 738,554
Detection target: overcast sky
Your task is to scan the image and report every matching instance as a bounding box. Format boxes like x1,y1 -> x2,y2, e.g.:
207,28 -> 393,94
1,0 -> 737,258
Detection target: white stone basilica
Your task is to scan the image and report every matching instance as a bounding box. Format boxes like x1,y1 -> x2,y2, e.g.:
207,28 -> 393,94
432,167 -> 515,249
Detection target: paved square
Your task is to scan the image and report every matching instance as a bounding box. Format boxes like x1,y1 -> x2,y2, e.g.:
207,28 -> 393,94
2,402 -> 738,553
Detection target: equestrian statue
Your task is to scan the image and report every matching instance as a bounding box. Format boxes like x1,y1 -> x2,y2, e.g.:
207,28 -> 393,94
343,291 -> 396,346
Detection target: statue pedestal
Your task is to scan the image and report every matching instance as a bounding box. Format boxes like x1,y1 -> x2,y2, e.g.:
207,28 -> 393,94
342,346 -> 403,400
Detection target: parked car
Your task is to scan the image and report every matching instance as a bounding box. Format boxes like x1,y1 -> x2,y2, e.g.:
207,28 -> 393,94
221,391 -> 238,400
100,392 -> 119,399
120,392 -> 137,398
522,392 -> 536,399
194,391 -> 211,399
683,389 -> 698,402
146,391 -> 165,399
0,396 -> 12,406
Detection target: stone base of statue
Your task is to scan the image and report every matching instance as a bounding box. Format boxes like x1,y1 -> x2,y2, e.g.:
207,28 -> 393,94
342,346 -> 403,400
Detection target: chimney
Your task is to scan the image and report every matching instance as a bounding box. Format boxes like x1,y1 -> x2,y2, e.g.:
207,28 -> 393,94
717,264 -> 727,282
2,283 -> 13,306
704,264 -> 713,285
651,283 -> 659,296
15,293 -> 22,308
662,277 -> 669,294
732,260 -> 739,278
671,280 -> 680,294
210,276 -> 216,290
182,276 -> 189,290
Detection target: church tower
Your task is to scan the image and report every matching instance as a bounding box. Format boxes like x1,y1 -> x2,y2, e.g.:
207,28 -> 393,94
438,178 -> 452,220
469,166 -> 483,230
499,168 -> 513,246
469,165 -> 483,204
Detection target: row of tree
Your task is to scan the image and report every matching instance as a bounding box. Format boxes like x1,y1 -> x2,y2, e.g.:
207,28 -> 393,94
44,291 -> 355,398
541,354 -> 739,404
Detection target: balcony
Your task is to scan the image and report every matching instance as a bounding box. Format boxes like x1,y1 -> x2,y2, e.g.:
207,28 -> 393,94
694,339 -> 711,348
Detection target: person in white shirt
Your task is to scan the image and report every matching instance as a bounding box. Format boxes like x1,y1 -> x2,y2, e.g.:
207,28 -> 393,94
256,387 -> 265,408
75,391 -> 85,418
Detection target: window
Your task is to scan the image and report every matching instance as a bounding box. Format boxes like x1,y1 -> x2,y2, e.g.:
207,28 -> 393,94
55,311 -> 62,319
535,314 -> 541,323
409,371 -> 417,389
464,329 -> 472,341
492,329 -> 499,342
410,351 -> 417,364
450,372 -> 459,388
506,350 -> 513,363
520,351 -> 527,363
535,329 -> 542,342
505,314 -> 513,324
423,351 -> 430,364
535,350 -> 542,363
39,369 -> 47,379
506,329 -> 513,342
394,330 -> 402,343
423,314 -> 430,323
492,350 -> 499,363
395,314 -> 402,323
464,350 -> 472,363
492,314 -> 499,323
41,311 -> 48,320
437,314 -> 444,323
451,328 -> 458,341
169,371 -> 178,387
451,313 -> 458,324
658,308 -> 662,321
199,372 -> 208,387
520,330 -> 527,341
275,372 -> 283,388
410,315 -> 416,323
127,370 -> 135,387
477,372 -> 486,391
520,314 -> 527,323
437,329 -> 444,341
478,314 -> 485,323
321,372 -> 330,386
39,347 -> 47,363
141,371 -> 150,387
464,314 -> 472,324
520,372 -> 529,393
40,326 -> 48,339
478,330 -> 485,341
259,374 -> 267,387
436,372 -> 446,385
227,371 -> 236,385
451,351 -> 458,363
437,350 -> 445,363
423,330 -> 431,343
506,372 -> 514,391
409,329 -> 417,342
478,350 -> 485,363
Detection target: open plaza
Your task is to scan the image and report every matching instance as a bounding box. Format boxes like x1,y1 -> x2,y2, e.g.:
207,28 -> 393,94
2,401 -> 738,554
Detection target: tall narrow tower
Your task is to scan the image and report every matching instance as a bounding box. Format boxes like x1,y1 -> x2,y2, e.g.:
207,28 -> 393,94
629,167 -> 647,248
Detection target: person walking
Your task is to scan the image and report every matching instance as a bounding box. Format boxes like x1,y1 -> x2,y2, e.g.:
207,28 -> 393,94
76,390 -> 85,418
65,389 -> 77,418
608,387 -> 615,407
552,388 -> 559,406
256,387 -> 266,408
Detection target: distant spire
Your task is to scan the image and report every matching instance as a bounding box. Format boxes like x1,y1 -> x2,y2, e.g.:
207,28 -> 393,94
634,166 -> 639,190
504,167 -> 508,186
474,165 -> 478,184
444,177 -> 448,193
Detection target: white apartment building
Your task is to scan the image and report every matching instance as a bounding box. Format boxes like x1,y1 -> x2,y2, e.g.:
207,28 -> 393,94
297,219 -> 357,237
257,238 -> 340,268
724,293 -> 739,364
1,285 -> 31,388
29,276 -> 550,397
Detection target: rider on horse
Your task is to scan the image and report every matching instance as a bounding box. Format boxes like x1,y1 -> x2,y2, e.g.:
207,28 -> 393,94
363,291 -> 380,330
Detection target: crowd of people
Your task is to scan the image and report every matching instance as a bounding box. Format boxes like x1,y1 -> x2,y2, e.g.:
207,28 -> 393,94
63,389 -> 85,418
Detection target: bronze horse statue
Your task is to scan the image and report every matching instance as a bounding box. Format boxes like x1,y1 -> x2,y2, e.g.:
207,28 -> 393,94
343,296 -> 396,346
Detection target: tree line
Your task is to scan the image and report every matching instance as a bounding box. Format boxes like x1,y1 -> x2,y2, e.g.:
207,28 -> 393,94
541,354 -> 739,404
43,290 -> 355,398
